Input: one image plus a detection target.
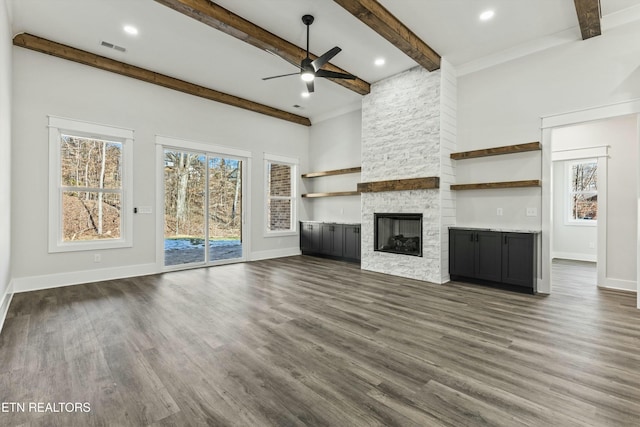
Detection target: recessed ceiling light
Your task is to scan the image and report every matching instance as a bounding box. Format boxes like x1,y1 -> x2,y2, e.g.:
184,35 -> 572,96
374,58 -> 385,66
301,92 -> 310,98
479,10 -> 495,21
123,25 -> 139,35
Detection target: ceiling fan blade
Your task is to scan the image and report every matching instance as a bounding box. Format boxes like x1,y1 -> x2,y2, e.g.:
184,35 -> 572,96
265,49 -> 303,70
316,69 -> 356,80
306,80 -> 314,94
262,72 -> 300,81
311,46 -> 341,71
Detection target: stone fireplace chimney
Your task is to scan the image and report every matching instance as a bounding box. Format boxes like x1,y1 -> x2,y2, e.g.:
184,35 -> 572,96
360,63 -> 456,284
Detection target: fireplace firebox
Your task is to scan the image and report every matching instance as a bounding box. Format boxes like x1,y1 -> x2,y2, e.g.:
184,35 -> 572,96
374,213 -> 423,257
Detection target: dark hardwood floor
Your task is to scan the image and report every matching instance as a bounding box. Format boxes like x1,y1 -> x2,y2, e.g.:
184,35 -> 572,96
0,256 -> 638,426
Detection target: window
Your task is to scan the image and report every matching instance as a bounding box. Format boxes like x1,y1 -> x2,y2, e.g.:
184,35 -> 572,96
48,117 -> 133,252
567,159 -> 597,224
264,153 -> 297,235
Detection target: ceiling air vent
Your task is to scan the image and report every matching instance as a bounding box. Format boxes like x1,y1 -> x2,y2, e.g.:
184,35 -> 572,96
100,41 -> 126,53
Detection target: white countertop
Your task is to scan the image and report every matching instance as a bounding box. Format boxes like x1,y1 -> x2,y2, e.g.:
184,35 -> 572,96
301,220 -> 361,225
449,226 -> 541,234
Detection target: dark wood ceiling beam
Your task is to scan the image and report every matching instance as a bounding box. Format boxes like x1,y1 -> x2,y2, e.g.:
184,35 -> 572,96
13,33 -> 311,126
154,0 -> 370,95
574,0 -> 602,40
332,0 -> 440,71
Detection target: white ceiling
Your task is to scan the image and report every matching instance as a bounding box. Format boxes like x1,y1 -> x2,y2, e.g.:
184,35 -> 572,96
9,0 -> 640,124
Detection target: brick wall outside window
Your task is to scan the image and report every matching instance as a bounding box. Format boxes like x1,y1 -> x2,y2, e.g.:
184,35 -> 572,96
268,163 -> 292,231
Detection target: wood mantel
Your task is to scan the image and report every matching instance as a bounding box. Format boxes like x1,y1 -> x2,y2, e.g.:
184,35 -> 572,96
357,177 -> 439,193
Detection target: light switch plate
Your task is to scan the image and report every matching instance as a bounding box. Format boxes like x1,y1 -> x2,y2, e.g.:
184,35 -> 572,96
496,208 -> 503,216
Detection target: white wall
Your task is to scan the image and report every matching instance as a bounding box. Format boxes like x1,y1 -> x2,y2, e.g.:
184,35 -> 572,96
457,20 -> 640,293
11,48 -> 309,290
457,20 -> 640,230
306,109 -> 362,223
439,59 -> 457,283
0,0 -> 13,324
552,115 -> 638,286
552,160 -> 597,261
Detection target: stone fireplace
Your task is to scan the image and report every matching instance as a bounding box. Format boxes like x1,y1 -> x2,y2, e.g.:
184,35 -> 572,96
360,63 -> 457,284
375,213 -> 423,257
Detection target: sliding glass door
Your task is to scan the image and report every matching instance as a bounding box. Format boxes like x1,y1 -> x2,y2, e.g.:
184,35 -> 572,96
163,149 -> 245,268
208,157 -> 243,263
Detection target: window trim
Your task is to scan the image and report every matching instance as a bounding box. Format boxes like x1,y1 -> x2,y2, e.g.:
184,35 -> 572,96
264,153 -> 298,237
565,158 -> 598,227
48,116 -> 134,252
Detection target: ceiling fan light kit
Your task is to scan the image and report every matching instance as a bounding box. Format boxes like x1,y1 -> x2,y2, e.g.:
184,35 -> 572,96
262,14 -> 356,94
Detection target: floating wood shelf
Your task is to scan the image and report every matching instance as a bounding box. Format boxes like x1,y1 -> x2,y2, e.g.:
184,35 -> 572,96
450,142 -> 541,160
450,180 -> 541,191
358,177 -> 439,193
301,191 -> 361,198
301,167 -> 361,178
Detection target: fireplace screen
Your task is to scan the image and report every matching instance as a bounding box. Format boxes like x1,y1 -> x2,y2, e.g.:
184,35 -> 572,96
374,213 -> 423,257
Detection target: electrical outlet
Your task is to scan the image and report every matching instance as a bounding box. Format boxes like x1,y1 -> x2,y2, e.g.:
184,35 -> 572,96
94,254 -> 101,263
496,208 -> 503,216
589,242 -> 595,249
526,207 -> 537,217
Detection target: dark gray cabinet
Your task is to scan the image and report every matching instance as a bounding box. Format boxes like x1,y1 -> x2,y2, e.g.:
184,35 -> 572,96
449,228 -> 536,293
475,231 -> 502,282
300,222 -> 321,253
321,223 -> 343,257
449,229 -> 476,277
300,221 -> 360,263
502,232 -> 535,288
343,225 -> 361,261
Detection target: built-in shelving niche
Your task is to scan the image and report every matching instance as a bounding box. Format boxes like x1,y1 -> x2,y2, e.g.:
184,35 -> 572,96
450,142 -> 541,191
301,166 -> 361,198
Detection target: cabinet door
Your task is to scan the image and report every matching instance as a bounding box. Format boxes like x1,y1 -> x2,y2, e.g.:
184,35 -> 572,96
300,222 -> 320,253
321,224 -> 344,256
502,233 -> 535,288
343,225 -> 361,260
475,231 -> 503,282
300,222 -> 310,252
449,229 -> 476,278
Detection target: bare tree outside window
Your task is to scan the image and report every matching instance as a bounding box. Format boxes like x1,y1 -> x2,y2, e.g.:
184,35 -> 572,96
60,135 -> 123,241
569,160 -> 597,222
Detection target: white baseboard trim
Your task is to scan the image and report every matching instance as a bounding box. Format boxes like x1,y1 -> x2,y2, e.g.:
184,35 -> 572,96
0,281 -> 14,334
250,247 -> 301,261
552,252 -> 597,263
599,277 -> 637,293
536,278 -> 549,294
12,263 -> 159,293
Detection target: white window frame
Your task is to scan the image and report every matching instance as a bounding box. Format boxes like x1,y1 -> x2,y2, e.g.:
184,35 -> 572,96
48,116 -> 134,252
565,158 -> 598,226
264,153 -> 298,237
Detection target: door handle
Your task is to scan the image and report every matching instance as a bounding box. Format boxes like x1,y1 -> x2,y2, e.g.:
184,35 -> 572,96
475,233 -> 479,242
504,235 -> 507,244
469,233 -> 474,242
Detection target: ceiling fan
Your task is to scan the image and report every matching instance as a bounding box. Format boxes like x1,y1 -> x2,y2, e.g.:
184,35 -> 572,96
262,14 -> 356,94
